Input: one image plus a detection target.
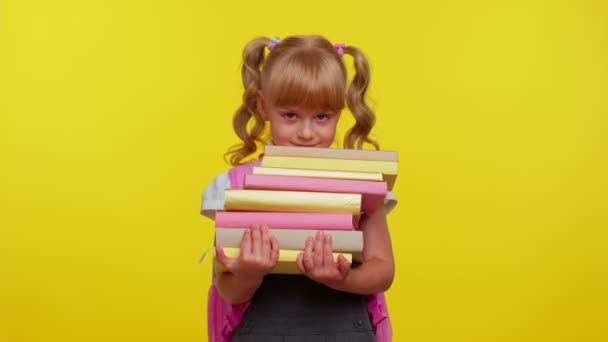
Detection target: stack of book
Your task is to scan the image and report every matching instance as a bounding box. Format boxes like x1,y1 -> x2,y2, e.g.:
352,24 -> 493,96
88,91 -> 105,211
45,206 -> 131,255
214,145 -> 398,274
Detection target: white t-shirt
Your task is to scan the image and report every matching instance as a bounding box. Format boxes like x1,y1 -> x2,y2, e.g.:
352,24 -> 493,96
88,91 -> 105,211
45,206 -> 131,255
200,172 -> 398,220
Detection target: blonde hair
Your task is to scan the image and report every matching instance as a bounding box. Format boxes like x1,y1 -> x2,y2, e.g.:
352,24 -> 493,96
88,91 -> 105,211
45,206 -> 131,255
226,35 -> 379,165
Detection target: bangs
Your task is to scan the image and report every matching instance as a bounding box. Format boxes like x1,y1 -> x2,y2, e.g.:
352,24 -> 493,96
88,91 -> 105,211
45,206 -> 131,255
262,52 -> 346,111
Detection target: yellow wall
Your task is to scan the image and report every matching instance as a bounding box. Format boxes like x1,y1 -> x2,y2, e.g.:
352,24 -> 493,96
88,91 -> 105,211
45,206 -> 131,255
1,1 -> 607,341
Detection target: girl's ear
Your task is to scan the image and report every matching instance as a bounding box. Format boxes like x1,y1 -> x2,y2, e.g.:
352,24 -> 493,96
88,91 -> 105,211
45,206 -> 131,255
256,90 -> 268,121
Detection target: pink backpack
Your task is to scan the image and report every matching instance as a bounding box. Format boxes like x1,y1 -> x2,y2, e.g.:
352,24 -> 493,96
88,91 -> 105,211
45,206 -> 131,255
207,161 -> 392,341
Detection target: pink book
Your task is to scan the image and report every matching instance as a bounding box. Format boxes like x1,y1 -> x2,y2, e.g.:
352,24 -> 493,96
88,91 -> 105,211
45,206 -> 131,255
243,174 -> 387,214
215,211 -> 353,231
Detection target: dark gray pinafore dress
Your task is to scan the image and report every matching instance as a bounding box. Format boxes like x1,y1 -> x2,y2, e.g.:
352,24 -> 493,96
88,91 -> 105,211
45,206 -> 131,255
232,274 -> 376,342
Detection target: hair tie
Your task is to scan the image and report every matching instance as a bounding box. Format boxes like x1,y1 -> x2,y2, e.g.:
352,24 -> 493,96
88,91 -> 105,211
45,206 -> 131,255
335,43 -> 345,57
268,37 -> 280,50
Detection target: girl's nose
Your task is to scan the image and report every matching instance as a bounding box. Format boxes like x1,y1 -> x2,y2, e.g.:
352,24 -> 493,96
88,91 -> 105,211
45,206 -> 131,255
297,122 -> 314,139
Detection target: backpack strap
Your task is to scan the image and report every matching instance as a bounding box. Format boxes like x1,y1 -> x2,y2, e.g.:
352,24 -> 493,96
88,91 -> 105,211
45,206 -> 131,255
228,160 -> 260,189
367,292 -> 392,341
208,160 -> 260,342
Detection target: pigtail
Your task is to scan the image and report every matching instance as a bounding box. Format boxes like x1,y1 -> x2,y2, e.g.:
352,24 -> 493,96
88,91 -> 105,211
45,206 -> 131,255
343,46 -> 380,150
225,37 -> 271,165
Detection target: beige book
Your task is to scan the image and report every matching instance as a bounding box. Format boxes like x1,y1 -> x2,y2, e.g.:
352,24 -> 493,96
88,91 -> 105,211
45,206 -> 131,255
264,145 -> 398,162
252,166 -> 384,182
215,247 -> 353,275
215,228 -> 363,262
224,189 -> 361,215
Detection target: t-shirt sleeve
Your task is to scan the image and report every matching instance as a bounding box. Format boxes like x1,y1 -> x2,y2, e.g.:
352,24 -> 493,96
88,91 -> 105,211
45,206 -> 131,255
200,172 -> 231,220
384,191 -> 398,215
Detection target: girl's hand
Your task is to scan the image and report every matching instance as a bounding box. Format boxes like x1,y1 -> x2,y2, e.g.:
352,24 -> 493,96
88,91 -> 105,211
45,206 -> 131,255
296,231 -> 351,286
215,225 -> 279,282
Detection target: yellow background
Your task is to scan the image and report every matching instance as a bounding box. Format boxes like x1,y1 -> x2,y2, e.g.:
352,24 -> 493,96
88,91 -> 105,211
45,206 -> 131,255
1,0 -> 607,341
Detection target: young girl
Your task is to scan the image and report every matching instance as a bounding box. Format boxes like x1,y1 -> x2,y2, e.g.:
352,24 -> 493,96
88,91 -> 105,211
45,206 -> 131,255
201,35 -> 397,342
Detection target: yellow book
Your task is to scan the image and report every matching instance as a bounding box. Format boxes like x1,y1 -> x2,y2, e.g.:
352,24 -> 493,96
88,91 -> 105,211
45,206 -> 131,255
224,189 -> 361,214
262,156 -> 398,190
215,247 -> 353,275
252,166 -> 384,182
264,145 -> 398,162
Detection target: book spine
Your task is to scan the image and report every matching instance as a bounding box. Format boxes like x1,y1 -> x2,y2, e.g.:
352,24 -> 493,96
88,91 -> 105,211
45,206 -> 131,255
262,156 -> 398,175
215,247 -> 352,275
215,228 -> 363,253
244,174 -> 387,214
264,145 -> 398,161
224,190 -> 361,214
215,211 -> 353,230
253,167 -> 384,182
261,157 -> 398,191
244,174 -> 386,195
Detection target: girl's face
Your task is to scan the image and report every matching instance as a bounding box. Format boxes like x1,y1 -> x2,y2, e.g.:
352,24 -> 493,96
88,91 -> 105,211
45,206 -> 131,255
258,94 -> 340,148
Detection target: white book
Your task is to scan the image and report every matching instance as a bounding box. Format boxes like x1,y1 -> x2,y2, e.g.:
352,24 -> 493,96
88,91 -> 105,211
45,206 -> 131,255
215,228 -> 363,262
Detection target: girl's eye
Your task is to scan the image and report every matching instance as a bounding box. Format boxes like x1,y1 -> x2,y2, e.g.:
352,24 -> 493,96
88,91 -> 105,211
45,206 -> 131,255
283,112 -> 297,120
316,114 -> 330,122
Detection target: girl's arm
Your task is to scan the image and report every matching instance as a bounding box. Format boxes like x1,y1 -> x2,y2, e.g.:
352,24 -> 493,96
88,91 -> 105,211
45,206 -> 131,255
215,226 -> 279,304
336,207 -> 395,294
216,271 -> 264,304
297,207 -> 395,295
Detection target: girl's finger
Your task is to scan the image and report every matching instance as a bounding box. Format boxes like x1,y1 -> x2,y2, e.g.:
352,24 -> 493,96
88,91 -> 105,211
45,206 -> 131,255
270,235 -> 280,265
303,236 -> 314,271
296,252 -> 307,274
314,231 -> 324,267
215,246 -> 235,272
337,254 -> 351,278
323,233 -> 334,269
261,225 -> 270,259
251,225 -> 262,259
240,229 -> 252,259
